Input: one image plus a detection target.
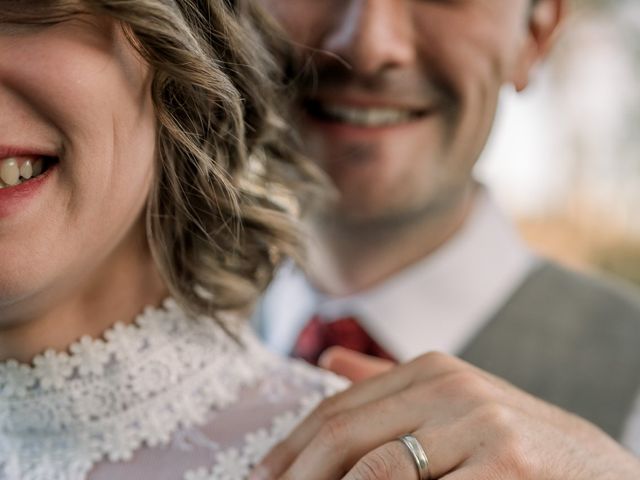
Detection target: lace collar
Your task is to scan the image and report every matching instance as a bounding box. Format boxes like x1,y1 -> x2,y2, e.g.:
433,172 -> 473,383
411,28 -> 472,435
0,299 -> 274,479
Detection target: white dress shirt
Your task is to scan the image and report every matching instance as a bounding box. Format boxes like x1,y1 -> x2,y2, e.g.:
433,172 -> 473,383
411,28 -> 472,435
257,190 -> 537,361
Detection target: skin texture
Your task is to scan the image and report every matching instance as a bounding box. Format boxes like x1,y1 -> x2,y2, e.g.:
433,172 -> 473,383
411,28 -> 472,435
251,0 -> 640,478
0,16 -> 166,362
255,348 -> 640,480
259,0 -> 560,293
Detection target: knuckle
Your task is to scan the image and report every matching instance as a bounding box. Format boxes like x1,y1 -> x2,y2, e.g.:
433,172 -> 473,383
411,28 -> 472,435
412,351 -> 451,371
433,369 -> 489,400
309,395 -> 341,425
317,412 -> 352,449
473,402 -> 516,431
499,438 -> 535,478
472,406 -> 535,477
351,450 -> 395,480
468,405 -> 536,478
318,394 -> 342,418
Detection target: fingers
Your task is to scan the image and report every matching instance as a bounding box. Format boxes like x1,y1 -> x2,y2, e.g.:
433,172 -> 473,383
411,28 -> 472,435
258,353 -> 460,477
340,425 -> 471,480
257,353 -> 479,478
318,347 -> 395,382
271,379 -> 482,480
275,394 -> 426,479
342,441 -> 420,480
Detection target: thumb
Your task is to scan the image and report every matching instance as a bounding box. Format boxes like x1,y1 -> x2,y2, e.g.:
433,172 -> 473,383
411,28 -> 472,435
318,346 -> 396,382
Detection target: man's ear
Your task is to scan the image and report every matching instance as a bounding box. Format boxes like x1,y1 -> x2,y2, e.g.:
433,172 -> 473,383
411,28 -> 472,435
512,0 -> 567,92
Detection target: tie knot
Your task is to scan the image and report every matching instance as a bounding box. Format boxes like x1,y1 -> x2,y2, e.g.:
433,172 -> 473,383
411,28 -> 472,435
293,315 -> 394,365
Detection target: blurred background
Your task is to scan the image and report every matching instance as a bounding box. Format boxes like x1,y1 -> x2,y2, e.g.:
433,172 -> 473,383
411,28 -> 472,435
477,0 -> 640,287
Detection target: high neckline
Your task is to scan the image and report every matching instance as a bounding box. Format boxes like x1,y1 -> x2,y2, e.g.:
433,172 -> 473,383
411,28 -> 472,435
0,299 -> 274,479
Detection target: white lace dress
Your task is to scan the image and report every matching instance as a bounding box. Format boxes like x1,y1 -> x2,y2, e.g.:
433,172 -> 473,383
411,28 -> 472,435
0,300 -> 348,480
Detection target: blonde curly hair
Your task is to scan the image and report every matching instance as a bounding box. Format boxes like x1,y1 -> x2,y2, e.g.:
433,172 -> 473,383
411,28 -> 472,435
2,0 -> 319,318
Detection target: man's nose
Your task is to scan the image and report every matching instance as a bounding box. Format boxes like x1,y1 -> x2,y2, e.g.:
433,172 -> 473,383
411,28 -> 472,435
322,0 -> 416,76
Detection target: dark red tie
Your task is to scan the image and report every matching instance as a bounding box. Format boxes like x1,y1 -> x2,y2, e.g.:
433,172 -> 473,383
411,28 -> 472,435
292,315 -> 395,365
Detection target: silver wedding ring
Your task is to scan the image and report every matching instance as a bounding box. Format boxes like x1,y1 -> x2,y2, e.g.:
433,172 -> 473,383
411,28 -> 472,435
398,434 -> 431,480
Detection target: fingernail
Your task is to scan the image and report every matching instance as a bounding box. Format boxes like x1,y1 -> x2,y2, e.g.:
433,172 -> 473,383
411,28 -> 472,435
248,465 -> 272,480
317,351 -> 331,369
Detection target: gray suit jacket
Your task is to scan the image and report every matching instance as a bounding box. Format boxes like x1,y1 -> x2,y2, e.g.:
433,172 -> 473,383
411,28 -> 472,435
461,261 -> 640,439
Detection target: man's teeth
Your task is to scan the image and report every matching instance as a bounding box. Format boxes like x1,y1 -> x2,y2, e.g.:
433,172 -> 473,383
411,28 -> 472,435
318,104 -> 417,126
0,158 -> 45,188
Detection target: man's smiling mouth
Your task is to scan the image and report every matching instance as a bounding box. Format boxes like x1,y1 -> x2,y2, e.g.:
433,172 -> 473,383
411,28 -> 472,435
304,99 -> 433,128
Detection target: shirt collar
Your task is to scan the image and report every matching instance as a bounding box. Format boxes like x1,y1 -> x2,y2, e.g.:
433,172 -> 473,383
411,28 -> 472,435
259,190 -> 538,361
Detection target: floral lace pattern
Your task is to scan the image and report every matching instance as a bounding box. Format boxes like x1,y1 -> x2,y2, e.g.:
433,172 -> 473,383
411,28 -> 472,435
182,379 -> 342,480
0,300 -> 349,480
0,300 -> 279,480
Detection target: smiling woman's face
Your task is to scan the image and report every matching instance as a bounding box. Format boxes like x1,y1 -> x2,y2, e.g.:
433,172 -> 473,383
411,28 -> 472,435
0,15 -> 157,320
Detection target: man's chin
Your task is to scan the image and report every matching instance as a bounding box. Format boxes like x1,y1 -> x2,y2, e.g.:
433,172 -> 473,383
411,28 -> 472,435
317,186 -> 472,234
319,199 -> 415,232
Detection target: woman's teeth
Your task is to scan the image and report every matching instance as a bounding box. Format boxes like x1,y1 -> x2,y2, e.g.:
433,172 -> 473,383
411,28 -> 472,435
0,157 -> 44,188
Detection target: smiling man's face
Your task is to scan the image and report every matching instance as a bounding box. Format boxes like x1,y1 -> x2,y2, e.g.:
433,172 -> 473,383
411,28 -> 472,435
261,0 -> 558,226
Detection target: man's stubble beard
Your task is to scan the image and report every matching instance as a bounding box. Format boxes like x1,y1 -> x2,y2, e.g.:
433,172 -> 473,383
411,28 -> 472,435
315,174 -> 477,241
